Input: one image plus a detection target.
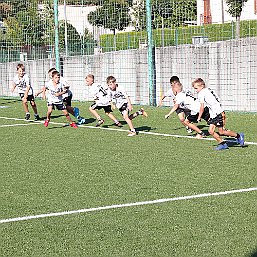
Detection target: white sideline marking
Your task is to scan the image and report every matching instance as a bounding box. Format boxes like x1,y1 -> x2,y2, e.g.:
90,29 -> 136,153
0,116 -> 256,146
0,187 -> 256,224
0,123 -> 39,128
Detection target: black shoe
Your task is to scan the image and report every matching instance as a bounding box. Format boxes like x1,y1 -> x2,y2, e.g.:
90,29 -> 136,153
34,114 -> 40,121
25,113 -> 30,120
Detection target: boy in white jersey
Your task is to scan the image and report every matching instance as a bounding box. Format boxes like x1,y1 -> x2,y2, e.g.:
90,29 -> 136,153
42,71 -> 77,128
159,76 -> 192,133
165,81 -> 209,138
107,75 -> 148,136
36,68 -> 85,124
192,78 -> 244,150
11,63 -> 40,120
85,74 -> 122,127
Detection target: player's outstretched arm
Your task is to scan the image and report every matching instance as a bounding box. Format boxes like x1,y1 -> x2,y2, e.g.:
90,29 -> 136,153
165,104 -> 179,119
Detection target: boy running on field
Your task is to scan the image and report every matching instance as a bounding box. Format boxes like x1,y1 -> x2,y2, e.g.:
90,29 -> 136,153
36,68 -> 85,124
85,74 -> 122,127
107,75 -> 148,136
43,71 -> 77,128
11,63 -> 40,120
192,78 -> 244,150
159,76 -> 192,133
165,81 -> 209,138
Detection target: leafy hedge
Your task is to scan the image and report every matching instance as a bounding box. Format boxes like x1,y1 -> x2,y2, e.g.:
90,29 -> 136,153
100,20 -> 257,52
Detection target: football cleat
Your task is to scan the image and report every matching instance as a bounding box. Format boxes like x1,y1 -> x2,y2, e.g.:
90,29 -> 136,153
140,108 -> 148,117
34,114 -> 40,121
44,120 -> 49,127
77,117 -> 86,125
70,122 -> 78,128
237,133 -> 245,146
25,113 -> 30,120
127,131 -> 137,137
96,119 -> 104,127
115,122 -> 122,127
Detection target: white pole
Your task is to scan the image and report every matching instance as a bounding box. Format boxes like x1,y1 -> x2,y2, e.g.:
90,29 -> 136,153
64,0 -> 68,56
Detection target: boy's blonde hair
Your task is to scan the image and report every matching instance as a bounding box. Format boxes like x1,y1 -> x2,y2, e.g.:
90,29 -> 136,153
106,75 -> 116,83
192,78 -> 206,87
86,74 -> 94,80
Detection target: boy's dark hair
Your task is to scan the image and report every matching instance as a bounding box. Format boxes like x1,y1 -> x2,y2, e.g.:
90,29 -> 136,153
106,75 -> 116,83
52,70 -> 60,77
48,67 -> 57,73
170,76 -> 180,84
17,63 -> 25,71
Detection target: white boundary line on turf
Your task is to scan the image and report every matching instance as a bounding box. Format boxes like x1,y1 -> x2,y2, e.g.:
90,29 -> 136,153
0,187 -> 256,224
0,116 -> 257,146
0,123 -> 40,128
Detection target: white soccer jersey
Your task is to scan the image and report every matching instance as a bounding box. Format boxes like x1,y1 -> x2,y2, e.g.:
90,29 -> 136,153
60,77 -> 72,98
109,85 -> 128,109
164,88 -> 175,98
175,91 -> 200,115
197,88 -> 223,118
13,74 -> 33,95
89,83 -> 112,106
45,80 -> 65,104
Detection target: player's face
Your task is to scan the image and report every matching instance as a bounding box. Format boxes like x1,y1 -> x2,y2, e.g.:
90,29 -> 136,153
85,77 -> 93,86
192,83 -> 203,93
17,68 -> 25,78
107,80 -> 117,91
52,74 -> 60,84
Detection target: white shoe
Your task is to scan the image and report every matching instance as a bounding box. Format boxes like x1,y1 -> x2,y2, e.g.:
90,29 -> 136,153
127,131 -> 137,136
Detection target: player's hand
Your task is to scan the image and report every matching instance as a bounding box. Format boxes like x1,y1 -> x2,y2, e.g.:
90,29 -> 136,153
165,114 -> 170,119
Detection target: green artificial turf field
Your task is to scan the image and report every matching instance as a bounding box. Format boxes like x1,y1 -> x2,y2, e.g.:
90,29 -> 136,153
0,97 -> 256,257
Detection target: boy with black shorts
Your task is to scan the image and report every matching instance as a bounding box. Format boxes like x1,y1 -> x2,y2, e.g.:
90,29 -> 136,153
11,63 -> 40,120
192,78 -> 244,150
85,74 -> 122,127
165,81 -> 209,138
107,75 -> 148,136
43,71 -> 77,128
159,76 -> 192,133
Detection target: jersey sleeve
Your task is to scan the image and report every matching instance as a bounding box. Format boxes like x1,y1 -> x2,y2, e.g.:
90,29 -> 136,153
164,88 -> 174,98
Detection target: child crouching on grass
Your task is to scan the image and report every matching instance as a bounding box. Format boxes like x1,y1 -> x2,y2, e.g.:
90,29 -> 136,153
43,71 -> 77,128
107,75 -> 148,136
192,78 -> 244,150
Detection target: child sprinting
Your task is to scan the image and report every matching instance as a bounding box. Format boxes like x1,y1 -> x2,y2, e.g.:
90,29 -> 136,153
11,63 -> 40,120
192,78 -> 244,150
36,68 -> 85,125
85,74 -> 122,127
106,75 -> 148,136
165,81 -> 209,138
43,71 -> 77,128
159,76 -> 192,133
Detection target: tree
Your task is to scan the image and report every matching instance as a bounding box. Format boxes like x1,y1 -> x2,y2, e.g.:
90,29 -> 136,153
132,0 -> 197,30
88,0 -> 131,34
226,0 -> 248,38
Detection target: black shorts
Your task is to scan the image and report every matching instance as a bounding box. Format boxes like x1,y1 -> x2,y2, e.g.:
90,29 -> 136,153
187,107 -> 210,123
48,103 -> 66,110
19,93 -> 34,101
176,108 -> 190,116
207,113 -> 224,127
63,95 -> 72,106
91,103 -> 112,113
118,103 -> 129,115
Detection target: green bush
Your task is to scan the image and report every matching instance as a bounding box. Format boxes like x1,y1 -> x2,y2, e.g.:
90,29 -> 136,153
100,20 -> 257,52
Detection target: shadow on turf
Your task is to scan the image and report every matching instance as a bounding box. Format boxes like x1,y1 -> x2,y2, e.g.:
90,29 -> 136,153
136,125 -> 156,132
249,249 -> 257,257
224,138 -> 248,148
